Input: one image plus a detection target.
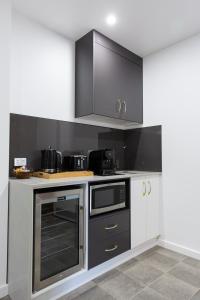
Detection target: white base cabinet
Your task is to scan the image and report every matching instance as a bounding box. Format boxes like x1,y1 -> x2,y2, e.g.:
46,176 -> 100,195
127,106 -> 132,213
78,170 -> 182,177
131,175 -> 161,248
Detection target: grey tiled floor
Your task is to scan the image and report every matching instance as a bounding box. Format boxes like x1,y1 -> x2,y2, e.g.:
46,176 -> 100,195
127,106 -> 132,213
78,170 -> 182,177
59,246 -> 200,300
2,247 -> 200,300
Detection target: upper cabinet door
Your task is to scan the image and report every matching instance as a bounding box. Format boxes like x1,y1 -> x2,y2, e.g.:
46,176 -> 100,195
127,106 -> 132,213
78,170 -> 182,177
119,58 -> 143,123
93,43 -> 124,119
75,30 -> 143,124
94,43 -> 143,123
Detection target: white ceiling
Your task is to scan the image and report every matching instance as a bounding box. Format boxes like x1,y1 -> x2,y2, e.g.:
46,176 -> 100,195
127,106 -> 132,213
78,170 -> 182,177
13,0 -> 200,56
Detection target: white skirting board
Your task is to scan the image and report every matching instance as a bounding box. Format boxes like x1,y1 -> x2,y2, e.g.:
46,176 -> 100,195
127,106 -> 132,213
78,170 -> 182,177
159,239 -> 200,260
0,284 -> 8,298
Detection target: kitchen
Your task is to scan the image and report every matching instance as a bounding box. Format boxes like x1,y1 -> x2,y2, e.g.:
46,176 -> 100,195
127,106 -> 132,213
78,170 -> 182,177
1,1 -> 200,300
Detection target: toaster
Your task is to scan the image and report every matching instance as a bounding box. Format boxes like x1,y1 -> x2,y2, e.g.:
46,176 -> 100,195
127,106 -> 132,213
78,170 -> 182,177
63,155 -> 87,171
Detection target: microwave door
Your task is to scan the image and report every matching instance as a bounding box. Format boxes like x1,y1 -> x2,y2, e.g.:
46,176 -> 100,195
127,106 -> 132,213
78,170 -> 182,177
90,182 -> 126,216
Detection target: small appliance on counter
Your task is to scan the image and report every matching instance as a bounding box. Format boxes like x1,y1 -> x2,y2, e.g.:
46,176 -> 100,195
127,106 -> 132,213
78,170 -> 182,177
88,149 -> 116,176
63,154 -> 87,171
41,146 -> 62,173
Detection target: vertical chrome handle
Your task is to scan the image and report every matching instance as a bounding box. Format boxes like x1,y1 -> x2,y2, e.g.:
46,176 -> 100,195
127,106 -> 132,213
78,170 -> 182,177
116,98 -> 122,113
142,181 -> 146,196
122,100 -> 127,113
147,181 -> 151,195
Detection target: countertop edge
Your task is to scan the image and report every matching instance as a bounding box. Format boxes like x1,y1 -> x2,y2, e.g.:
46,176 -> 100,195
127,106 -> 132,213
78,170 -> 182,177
9,172 -> 162,189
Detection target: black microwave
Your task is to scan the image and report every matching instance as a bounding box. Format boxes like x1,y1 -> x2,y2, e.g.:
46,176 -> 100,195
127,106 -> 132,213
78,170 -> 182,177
89,180 -> 129,216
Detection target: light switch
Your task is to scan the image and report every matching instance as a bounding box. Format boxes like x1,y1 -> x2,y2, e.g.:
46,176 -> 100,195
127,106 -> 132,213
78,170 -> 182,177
14,158 -> 27,167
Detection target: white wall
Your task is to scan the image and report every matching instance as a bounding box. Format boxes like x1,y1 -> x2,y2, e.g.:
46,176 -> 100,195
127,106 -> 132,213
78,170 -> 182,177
144,34 -> 200,255
0,0 -> 11,297
11,11 -> 75,122
10,11 -> 125,129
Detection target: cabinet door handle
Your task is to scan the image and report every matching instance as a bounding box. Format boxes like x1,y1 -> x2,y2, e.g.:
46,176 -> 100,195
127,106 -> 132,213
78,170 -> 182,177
142,181 -> 146,196
116,99 -> 122,113
122,100 -> 127,113
105,245 -> 118,252
104,224 -> 118,230
147,181 -> 151,195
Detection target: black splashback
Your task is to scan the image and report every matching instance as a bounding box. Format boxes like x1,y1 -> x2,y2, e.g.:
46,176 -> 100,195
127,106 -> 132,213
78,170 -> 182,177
125,125 -> 162,172
9,114 -> 126,173
9,114 -> 162,174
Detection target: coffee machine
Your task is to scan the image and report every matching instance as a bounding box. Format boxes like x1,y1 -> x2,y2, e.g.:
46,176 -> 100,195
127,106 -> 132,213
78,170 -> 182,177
88,149 -> 116,176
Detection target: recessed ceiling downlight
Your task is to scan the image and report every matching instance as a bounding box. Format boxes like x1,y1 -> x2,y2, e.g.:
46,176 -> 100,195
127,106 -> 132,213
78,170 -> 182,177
106,14 -> 117,26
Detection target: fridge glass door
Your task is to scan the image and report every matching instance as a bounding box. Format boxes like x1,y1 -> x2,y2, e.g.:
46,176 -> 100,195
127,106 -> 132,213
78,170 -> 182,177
34,188 -> 83,291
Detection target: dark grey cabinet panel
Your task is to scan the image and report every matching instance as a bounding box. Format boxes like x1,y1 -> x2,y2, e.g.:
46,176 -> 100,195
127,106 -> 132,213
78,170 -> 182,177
94,43 -> 124,119
75,31 -> 94,117
88,231 -> 130,269
89,209 -> 130,242
75,30 -> 143,123
119,57 -> 143,122
88,209 -> 130,269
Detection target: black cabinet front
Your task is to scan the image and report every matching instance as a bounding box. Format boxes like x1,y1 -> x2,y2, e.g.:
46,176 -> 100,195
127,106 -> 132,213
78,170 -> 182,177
94,42 -> 126,120
88,231 -> 130,269
75,30 -> 143,124
94,41 -> 143,123
88,209 -> 130,269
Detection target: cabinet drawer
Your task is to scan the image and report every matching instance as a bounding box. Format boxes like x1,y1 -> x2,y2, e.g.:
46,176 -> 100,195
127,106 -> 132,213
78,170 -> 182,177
88,230 -> 130,269
89,209 -> 130,241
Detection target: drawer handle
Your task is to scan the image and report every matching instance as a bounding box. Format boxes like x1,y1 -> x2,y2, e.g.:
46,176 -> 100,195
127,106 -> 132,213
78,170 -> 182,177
105,245 -> 118,252
104,224 -> 118,230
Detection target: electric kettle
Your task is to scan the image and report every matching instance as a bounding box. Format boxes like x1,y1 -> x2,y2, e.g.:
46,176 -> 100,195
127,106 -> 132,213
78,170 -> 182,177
41,146 -> 62,173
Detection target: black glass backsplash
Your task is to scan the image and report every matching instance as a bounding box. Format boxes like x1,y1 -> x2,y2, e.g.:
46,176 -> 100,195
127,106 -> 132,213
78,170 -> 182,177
9,113 -> 162,174
125,126 -> 162,171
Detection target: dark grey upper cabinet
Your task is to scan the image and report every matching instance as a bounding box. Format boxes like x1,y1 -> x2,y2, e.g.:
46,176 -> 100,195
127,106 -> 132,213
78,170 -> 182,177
75,30 -> 143,124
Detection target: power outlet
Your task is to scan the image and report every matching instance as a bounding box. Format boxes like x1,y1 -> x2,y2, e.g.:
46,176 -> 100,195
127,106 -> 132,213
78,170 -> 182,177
14,158 -> 27,167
